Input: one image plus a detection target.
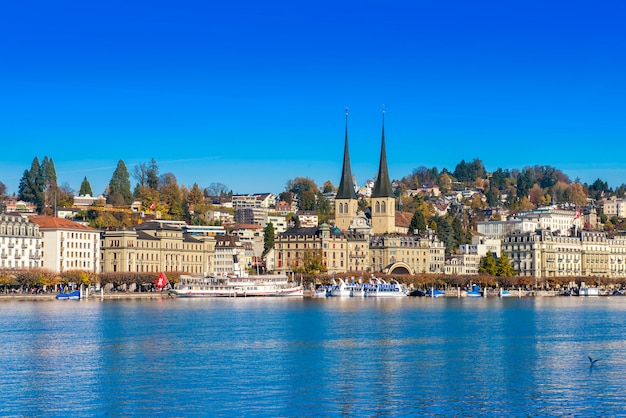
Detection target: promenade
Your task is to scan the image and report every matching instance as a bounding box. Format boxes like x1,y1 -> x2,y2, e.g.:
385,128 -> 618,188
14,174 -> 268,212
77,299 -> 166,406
0,291 -> 170,301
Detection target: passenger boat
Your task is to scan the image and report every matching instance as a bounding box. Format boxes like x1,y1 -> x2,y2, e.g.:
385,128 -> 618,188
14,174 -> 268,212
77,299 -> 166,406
364,277 -> 408,297
169,274 -> 304,297
329,277 -> 359,297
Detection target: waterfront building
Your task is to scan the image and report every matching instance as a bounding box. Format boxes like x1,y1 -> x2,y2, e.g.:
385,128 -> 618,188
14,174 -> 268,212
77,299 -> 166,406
100,221 -> 215,275
370,234 -> 445,274
444,253 -> 482,275
31,216 -> 100,273
275,224 -> 352,274
0,214 -> 42,270
502,229 -> 626,279
230,223 -> 264,256
214,235 -> 250,277
274,111 -> 445,276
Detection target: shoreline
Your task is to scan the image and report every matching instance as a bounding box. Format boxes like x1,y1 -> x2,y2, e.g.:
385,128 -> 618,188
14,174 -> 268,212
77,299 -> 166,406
0,292 -> 171,301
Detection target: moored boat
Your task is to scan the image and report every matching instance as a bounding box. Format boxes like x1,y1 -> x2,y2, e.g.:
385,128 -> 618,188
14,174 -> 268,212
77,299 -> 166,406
169,274 -> 304,297
364,277 -> 408,297
56,290 -> 81,300
466,284 -> 483,297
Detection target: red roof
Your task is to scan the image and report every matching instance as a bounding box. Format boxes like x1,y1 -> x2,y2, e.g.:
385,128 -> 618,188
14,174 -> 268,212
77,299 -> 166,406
30,216 -> 98,231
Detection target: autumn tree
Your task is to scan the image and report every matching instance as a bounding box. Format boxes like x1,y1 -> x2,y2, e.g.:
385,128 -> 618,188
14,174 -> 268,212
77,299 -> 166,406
159,173 -> 183,217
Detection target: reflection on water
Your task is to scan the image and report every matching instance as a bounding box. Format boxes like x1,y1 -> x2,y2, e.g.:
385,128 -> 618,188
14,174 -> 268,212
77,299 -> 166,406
1,297 -> 626,416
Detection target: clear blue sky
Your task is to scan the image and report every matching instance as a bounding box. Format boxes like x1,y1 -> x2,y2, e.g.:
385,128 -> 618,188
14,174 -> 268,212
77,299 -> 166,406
1,1 -> 625,196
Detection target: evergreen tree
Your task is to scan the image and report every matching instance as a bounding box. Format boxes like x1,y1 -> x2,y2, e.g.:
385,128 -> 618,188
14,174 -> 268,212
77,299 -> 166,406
147,158 -> 159,191
79,177 -> 93,196
496,253 -> 516,277
409,209 -> 426,235
478,251 -> 497,275
18,157 -> 45,212
108,160 -> 132,205
263,222 -> 275,256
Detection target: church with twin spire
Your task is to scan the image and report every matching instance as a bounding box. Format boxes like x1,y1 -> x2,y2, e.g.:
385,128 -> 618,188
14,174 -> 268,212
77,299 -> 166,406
335,109 -> 396,235
273,110 -> 445,276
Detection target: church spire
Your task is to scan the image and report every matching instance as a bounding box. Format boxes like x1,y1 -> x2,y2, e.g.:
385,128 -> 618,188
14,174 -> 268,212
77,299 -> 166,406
335,108 -> 357,200
371,106 -> 394,198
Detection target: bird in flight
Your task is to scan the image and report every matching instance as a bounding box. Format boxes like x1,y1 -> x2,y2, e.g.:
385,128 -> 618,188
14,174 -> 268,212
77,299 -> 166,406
588,356 -> 602,367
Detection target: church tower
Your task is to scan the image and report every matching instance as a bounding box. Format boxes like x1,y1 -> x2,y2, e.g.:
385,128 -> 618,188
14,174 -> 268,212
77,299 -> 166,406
334,108 -> 359,231
370,109 -> 396,234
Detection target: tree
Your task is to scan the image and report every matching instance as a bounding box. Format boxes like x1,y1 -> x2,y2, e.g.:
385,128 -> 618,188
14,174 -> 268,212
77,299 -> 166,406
322,181 -> 334,194
292,249 -> 327,275
0,181 -> 6,199
479,251 -> 497,275
186,183 -> 204,206
159,173 -> 183,216
565,182 -> 587,207
263,222 -> 275,256
409,209 -> 426,235
40,156 -> 59,214
79,177 -> 93,196
496,253 -> 516,277
56,183 -> 75,208
206,182 -> 230,197
108,160 -> 132,205
18,157 -> 45,212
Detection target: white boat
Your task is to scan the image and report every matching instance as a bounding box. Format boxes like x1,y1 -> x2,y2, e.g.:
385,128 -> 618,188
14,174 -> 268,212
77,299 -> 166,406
329,277 -> 356,297
364,277 -> 408,298
312,285 -> 329,298
169,274 -> 304,297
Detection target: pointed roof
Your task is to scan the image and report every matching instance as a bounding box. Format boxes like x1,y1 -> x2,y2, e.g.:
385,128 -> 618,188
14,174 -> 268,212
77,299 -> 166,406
335,108 -> 358,200
371,109 -> 394,198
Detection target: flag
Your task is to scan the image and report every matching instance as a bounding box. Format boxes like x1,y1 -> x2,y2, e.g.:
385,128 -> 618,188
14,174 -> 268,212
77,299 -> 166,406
155,272 -> 168,290
573,208 -> 581,221
150,202 -> 156,211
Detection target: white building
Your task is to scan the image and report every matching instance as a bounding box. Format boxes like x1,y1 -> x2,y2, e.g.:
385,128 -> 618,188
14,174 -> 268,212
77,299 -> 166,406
460,235 -> 502,257
31,216 -> 101,273
261,214 -> 288,235
599,197 -> 626,219
512,207 -> 581,235
0,214 -> 42,269
213,235 -> 249,277
231,193 -> 276,209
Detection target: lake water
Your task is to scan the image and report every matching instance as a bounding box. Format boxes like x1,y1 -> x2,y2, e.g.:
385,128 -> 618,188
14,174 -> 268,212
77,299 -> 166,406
1,296 -> 625,417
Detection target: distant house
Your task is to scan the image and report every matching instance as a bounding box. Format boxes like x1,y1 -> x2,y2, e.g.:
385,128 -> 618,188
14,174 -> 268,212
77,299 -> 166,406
2,199 -> 37,214
73,194 -> 106,207
296,210 -> 318,227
